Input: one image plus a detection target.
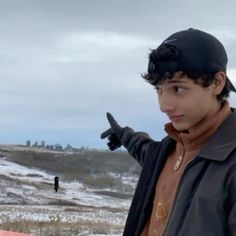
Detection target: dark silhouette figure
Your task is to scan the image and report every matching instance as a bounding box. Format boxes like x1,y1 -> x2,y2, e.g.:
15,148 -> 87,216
54,176 -> 59,192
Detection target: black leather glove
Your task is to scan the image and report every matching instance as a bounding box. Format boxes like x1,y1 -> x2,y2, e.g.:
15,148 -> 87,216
100,112 -> 123,151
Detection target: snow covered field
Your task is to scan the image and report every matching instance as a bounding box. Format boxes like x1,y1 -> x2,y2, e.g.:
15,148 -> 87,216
0,151 -> 139,236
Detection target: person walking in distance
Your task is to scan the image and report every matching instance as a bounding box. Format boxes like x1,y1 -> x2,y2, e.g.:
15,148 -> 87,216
54,176 -> 59,193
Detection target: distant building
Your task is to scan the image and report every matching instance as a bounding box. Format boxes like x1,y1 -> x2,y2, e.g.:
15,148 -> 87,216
54,144 -> 62,151
65,144 -> 73,151
41,141 -> 45,148
32,141 -> 38,147
26,140 -> 31,147
46,145 -> 54,149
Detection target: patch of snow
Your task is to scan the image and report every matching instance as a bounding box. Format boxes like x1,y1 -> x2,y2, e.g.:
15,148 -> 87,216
0,155 -> 137,234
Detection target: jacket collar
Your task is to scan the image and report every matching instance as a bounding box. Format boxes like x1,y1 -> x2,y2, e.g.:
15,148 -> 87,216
199,108 -> 236,161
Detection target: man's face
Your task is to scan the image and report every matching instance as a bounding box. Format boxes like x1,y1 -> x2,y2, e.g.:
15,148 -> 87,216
156,73 -> 220,132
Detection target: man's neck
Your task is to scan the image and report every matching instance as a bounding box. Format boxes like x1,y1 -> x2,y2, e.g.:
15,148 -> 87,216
188,101 -> 223,133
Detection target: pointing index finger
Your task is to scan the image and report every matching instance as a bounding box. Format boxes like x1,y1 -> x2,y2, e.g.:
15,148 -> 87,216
106,112 -> 119,129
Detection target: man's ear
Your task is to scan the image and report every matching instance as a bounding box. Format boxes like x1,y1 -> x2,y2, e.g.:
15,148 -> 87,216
212,71 -> 226,95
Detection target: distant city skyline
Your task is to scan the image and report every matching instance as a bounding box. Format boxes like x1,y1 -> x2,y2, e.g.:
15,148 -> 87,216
25,139 -> 73,150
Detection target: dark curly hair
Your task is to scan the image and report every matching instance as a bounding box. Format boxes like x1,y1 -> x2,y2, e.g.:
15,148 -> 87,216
142,71 -> 230,101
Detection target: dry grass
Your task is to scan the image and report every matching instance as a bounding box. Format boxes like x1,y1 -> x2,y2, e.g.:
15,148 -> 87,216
0,217 -> 123,236
0,204 -> 126,236
5,150 -> 141,179
3,149 -> 141,193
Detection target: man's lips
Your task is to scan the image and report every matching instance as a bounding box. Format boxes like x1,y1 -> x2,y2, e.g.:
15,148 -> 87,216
168,115 -> 184,122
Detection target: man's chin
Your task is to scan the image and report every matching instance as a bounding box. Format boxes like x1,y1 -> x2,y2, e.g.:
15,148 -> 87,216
172,123 -> 188,132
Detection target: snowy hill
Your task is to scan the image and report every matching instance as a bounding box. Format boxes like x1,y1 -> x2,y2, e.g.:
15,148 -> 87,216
0,147 -> 140,236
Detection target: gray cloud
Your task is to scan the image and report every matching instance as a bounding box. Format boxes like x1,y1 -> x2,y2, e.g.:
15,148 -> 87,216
0,0 -> 236,147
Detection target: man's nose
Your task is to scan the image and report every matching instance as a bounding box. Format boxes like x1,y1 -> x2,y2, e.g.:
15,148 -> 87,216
158,95 -> 175,114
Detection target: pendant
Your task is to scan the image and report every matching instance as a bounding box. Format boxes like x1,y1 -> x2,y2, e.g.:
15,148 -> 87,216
173,155 -> 183,171
156,202 -> 167,220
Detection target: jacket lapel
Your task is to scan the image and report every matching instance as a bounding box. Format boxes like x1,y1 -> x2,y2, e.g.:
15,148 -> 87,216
199,108 -> 236,161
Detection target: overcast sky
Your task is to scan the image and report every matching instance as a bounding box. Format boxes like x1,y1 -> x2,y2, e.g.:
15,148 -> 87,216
1,0 -> 236,148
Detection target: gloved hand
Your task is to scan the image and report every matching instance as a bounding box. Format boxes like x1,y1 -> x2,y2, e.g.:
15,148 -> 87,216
100,112 -> 123,151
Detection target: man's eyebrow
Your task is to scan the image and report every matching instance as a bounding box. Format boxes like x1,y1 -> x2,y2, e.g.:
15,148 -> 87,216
166,80 -> 188,84
156,79 -> 188,87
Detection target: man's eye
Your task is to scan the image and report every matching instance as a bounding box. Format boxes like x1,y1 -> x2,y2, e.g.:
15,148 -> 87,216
174,86 -> 185,93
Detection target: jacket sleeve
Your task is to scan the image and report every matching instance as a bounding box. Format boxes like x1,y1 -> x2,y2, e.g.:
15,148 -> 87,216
119,126 -> 160,167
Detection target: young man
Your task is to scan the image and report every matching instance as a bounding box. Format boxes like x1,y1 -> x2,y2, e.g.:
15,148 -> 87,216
101,28 -> 236,236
